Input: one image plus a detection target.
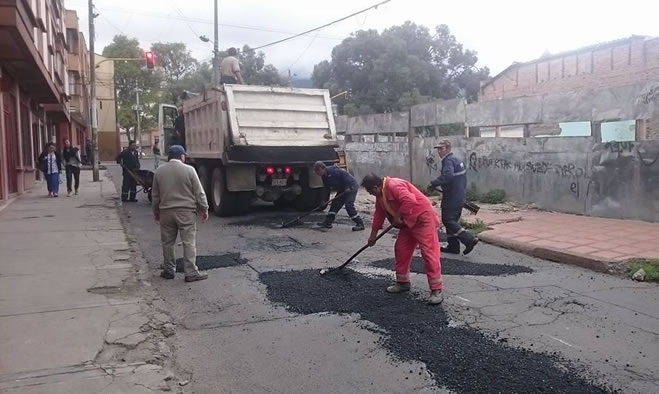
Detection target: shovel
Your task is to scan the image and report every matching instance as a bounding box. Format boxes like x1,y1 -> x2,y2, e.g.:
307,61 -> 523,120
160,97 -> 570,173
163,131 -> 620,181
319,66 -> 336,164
320,224 -> 395,275
280,190 -> 347,228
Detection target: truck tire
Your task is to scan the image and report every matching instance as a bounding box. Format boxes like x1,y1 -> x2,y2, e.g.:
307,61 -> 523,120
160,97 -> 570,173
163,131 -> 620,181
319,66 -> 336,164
210,167 -> 234,216
197,165 -> 211,207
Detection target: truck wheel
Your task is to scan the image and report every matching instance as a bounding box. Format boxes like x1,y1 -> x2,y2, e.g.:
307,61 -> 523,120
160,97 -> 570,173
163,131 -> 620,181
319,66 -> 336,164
210,167 -> 234,216
197,165 -> 211,207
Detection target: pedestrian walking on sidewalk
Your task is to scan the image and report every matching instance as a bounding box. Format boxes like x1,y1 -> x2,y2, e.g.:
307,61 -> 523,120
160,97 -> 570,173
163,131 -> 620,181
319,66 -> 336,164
152,145 -> 209,283
429,140 -> 479,255
362,174 -> 444,305
152,140 -> 161,170
62,138 -> 82,196
38,142 -> 62,197
115,140 -> 140,202
313,161 -> 365,231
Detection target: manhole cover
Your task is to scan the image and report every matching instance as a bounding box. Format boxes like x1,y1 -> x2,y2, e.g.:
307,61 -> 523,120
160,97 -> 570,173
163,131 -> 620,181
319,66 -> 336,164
175,253 -> 247,272
370,256 -> 533,276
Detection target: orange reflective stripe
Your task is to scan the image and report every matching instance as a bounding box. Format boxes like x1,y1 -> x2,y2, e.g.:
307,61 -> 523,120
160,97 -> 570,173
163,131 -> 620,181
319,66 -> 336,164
396,273 -> 410,280
429,279 -> 442,284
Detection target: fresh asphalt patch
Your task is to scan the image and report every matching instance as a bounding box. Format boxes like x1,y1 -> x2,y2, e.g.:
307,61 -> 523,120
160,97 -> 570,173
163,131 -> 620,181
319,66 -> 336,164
260,269 -> 612,394
369,256 -> 534,276
175,253 -> 247,272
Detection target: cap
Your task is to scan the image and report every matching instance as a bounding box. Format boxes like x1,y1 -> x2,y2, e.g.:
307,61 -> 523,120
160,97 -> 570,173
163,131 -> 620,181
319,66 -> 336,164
168,145 -> 186,156
434,140 -> 451,149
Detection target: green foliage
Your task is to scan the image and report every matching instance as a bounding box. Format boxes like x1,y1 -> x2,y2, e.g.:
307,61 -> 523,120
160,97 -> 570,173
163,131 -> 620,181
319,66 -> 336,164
466,183 -> 480,202
150,42 -> 199,104
480,189 -> 507,204
628,259 -> 659,281
460,218 -> 491,235
312,22 -> 489,115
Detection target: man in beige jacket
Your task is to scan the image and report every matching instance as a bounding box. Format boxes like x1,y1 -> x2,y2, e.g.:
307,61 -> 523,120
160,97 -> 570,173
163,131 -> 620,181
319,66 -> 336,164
152,145 -> 209,282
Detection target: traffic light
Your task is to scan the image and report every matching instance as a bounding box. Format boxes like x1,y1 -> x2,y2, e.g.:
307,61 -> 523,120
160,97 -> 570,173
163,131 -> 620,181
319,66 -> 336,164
145,51 -> 155,69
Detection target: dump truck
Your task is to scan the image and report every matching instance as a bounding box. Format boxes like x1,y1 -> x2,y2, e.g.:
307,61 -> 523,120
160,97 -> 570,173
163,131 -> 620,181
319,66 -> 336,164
158,85 -> 339,216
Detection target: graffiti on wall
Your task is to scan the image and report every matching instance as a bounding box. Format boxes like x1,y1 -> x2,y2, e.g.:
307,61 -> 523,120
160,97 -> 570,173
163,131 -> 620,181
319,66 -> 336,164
468,152 -> 588,179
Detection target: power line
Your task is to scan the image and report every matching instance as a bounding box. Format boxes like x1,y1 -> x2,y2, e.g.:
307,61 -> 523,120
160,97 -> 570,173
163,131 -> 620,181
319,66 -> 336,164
252,0 -> 392,50
285,30 -> 321,72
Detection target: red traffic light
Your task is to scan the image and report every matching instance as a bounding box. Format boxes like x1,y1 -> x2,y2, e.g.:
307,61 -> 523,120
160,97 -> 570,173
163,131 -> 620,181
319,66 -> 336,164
145,51 -> 155,69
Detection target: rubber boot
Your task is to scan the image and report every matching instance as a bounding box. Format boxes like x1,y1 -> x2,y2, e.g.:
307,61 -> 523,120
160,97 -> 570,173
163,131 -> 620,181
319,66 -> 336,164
352,217 -> 365,231
427,290 -> 444,305
459,231 -> 479,255
441,237 -> 460,254
317,214 -> 335,229
386,282 -> 411,294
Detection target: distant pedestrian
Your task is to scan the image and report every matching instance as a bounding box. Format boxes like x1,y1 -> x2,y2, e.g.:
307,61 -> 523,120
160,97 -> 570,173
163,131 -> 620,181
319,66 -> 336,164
115,140 -> 140,202
362,174 -> 444,305
429,140 -> 479,255
62,138 -> 82,196
152,145 -> 209,282
38,142 -> 62,197
219,47 -> 244,85
313,161 -> 364,231
153,140 -> 161,170
85,138 -> 92,165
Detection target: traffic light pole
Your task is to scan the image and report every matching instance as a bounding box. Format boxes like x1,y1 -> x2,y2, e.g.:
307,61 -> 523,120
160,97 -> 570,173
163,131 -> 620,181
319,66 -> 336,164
89,0 -> 99,181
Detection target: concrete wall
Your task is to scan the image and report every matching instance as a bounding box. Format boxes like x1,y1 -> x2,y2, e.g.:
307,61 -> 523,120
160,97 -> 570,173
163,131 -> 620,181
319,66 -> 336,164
344,141 -> 409,184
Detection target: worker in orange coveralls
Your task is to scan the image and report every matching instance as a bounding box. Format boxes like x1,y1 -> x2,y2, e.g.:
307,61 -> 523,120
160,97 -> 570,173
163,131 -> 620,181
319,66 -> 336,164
362,173 -> 443,305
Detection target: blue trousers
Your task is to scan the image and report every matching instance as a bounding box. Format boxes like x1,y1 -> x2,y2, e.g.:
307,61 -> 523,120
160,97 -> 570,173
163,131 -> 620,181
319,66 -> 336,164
46,173 -> 60,193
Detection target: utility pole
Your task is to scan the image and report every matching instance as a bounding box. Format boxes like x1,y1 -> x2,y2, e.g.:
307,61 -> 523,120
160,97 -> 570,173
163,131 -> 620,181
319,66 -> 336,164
89,0 -> 99,181
212,0 -> 219,86
134,87 -> 142,150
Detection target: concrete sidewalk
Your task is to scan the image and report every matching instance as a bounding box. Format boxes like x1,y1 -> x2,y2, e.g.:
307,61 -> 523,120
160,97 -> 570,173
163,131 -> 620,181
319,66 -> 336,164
463,207 -> 659,273
0,171 -> 182,393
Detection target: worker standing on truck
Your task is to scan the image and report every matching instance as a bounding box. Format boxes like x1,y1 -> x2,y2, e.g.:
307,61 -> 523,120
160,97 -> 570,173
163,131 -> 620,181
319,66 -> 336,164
152,145 -> 209,283
362,174 -> 443,305
220,47 -> 244,85
314,161 -> 365,231
115,140 -> 140,202
429,140 -> 479,255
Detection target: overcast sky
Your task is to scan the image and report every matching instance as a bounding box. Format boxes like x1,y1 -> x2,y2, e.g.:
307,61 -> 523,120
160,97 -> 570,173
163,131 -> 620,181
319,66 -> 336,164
64,0 -> 659,78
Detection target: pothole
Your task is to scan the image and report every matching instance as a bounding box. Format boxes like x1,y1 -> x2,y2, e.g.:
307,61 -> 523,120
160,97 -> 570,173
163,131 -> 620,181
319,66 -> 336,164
228,213 -> 363,229
259,269 -> 611,394
369,256 -> 534,276
175,253 -> 247,272
246,235 -> 305,252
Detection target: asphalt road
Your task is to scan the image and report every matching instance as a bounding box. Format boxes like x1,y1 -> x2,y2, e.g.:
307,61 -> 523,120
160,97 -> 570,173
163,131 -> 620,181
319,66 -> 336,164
108,164 -> 659,393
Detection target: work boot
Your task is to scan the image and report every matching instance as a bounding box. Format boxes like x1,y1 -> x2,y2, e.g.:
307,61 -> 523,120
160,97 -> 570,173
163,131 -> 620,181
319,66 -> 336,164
67,190 -> 72,197
160,271 -> 175,280
185,273 -> 209,283
427,290 -> 444,305
352,217 -> 365,231
459,231 -> 479,255
441,238 -> 460,254
386,282 -> 411,293
317,215 -> 334,229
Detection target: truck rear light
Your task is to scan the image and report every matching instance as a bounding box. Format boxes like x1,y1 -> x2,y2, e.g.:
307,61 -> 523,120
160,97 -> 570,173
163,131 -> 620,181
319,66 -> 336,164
285,167 -> 292,175
265,166 -> 275,175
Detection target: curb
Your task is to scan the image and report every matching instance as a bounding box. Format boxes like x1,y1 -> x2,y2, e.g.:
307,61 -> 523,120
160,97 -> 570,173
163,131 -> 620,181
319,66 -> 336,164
478,233 -> 613,273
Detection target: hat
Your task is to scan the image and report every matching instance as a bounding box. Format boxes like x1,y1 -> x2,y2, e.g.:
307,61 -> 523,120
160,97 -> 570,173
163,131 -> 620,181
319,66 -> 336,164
434,140 -> 451,149
168,145 -> 186,156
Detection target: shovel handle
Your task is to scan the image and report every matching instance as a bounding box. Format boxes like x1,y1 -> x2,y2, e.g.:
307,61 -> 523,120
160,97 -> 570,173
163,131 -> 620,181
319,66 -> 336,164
335,224 -> 395,270
281,189 -> 348,228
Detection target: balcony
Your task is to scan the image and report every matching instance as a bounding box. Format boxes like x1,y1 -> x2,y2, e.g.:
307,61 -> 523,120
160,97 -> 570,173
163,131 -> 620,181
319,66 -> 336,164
0,0 -> 60,103
67,52 -> 80,71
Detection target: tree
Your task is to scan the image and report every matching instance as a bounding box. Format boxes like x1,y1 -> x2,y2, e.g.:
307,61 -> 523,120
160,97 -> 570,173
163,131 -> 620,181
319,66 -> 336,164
150,42 -> 199,103
311,22 -> 489,115
219,45 -> 287,86
102,35 -> 161,140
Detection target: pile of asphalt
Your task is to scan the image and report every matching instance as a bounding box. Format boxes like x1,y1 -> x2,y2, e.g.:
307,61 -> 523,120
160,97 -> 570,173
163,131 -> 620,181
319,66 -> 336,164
228,213 -> 362,229
369,256 -> 533,276
260,269 -> 611,394
175,253 -> 246,272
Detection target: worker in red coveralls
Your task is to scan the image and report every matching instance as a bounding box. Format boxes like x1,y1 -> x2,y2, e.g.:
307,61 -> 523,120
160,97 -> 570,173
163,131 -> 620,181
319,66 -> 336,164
362,173 -> 443,305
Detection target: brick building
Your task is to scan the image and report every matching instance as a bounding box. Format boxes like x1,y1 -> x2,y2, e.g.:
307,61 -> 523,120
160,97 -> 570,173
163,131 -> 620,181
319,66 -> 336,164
64,9 -> 89,148
0,1 -> 94,207
479,36 -> 659,139
94,54 -> 118,161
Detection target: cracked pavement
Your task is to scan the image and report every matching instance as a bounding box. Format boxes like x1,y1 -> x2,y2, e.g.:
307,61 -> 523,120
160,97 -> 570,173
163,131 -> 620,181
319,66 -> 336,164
104,164 -> 659,393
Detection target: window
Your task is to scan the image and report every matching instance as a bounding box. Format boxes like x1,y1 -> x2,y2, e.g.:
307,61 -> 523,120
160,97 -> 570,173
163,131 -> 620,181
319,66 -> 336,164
558,121 -> 591,137
601,120 -> 635,142
66,29 -> 78,54
68,71 -> 79,95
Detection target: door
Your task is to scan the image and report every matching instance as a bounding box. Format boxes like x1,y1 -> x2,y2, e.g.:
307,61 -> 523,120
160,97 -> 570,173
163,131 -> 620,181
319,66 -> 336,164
3,92 -> 18,194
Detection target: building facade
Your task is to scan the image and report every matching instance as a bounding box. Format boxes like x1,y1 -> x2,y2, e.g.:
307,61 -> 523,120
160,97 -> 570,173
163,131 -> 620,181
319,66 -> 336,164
0,0 -> 71,205
95,54 -> 118,161
64,9 -> 89,149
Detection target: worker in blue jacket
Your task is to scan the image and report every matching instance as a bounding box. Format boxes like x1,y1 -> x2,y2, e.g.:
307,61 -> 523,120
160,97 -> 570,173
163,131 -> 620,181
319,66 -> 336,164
313,161 -> 365,231
429,140 -> 479,255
